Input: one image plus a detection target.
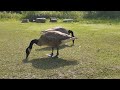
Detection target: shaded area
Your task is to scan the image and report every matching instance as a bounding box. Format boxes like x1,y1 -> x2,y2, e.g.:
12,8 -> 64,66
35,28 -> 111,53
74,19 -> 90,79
23,57 -> 78,70
35,44 -> 74,51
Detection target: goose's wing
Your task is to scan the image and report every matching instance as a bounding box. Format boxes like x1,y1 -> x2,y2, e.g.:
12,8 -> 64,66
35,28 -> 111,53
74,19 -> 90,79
53,27 -> 68,34
39,31 -> 75,46
45,31 -> 71,41
41,27 -> 68,34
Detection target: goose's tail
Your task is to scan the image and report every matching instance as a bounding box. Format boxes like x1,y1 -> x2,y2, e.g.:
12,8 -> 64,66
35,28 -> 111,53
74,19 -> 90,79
40,31 -> 46,34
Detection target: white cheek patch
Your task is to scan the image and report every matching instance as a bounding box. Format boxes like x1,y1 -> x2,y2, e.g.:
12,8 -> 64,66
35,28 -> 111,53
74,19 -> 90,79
28,48 -> 31,52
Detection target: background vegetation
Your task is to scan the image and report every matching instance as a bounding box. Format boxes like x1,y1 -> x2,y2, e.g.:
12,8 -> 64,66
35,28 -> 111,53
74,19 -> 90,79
1,11 -> 120,22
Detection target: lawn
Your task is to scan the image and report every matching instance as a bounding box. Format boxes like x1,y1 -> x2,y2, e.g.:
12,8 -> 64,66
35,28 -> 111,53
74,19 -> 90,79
0,21 -> 120,79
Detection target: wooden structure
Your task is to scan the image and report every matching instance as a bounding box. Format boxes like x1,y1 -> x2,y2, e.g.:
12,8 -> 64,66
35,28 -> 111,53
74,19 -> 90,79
36,18 -> 46,23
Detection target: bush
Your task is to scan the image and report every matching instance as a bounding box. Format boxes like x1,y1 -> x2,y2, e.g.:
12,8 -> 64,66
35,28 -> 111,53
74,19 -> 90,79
0,11 -> 23,20
21,19 -> 29,23
83,11 -> 120,19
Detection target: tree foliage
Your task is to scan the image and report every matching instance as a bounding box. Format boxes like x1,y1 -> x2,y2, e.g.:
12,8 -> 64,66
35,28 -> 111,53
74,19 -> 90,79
1,11 -> 120,20
84,11 -> 120,19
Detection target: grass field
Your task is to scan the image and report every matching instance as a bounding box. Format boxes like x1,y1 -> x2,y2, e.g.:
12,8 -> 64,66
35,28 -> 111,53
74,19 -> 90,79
0,21 -> 120,79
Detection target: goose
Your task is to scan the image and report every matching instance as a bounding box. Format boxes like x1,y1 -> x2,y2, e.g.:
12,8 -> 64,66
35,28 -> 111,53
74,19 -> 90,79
41,27 -> 75,45
26,31 -> 77,59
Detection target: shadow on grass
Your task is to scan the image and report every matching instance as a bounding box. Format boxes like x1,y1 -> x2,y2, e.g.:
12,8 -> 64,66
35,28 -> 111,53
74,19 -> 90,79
35,44 -> 74,51
22,57 -> 78,70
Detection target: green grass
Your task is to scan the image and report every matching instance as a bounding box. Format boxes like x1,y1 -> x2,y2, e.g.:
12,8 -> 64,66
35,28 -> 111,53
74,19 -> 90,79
0,21 -> 120,79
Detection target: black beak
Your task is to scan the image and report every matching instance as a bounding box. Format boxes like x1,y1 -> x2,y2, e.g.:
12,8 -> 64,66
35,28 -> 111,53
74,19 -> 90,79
26,48 -> 31,59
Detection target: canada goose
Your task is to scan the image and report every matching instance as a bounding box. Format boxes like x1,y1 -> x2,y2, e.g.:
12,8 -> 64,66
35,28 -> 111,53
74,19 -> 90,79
41,27 -> 75,45
26,31 -> 77,59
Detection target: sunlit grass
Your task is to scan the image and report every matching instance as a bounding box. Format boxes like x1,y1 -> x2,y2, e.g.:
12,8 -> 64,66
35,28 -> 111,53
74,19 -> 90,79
0,21 -> 120,79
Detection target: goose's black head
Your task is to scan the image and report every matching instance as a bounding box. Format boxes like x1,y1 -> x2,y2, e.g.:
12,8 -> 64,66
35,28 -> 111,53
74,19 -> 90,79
25,39 -> 39,59
68,30 -> 74,37
26,47 -> 31,59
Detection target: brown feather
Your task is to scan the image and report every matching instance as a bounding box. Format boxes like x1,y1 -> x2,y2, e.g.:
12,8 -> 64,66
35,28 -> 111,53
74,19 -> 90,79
37,31 -> 72,47
41,27 -> 69,34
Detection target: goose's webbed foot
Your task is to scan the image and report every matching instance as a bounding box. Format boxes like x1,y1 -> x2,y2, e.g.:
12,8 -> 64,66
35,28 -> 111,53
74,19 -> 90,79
52,54 -> 58,58
52,47 -> 59,58
47,53 -> 53,57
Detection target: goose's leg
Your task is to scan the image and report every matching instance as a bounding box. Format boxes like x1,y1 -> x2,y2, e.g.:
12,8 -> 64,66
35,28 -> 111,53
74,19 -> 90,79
72,40 -> 74,46
56,47 -> 59,56
47,47 -> 54,57
51,47 -> 54,57
71,35 -> 74,46
53,47 -> 59,58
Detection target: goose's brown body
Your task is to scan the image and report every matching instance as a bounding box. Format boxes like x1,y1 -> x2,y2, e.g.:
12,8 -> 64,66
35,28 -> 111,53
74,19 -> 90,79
25,27 -> 77,59
41,27 -> 75,45
38,31 -> 72,47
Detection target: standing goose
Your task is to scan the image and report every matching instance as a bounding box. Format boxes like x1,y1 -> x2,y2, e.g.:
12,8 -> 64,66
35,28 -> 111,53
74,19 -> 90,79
26,31 -> 77,59
41,27 -> 75,45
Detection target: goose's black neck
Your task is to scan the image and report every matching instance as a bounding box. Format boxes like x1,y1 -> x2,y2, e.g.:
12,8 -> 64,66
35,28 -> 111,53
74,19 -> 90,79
28,39 -> 38,49
68,30 -> 74,37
